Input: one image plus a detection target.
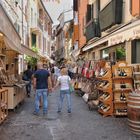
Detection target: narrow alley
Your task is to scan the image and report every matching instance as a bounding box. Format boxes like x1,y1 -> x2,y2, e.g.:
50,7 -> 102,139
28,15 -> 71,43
1,0 -> 140,139
0,90 -> 139,140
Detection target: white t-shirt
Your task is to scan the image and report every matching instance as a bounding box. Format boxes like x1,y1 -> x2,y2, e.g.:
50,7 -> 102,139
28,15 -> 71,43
54,66 -> 60,77
58,75 -> 71,90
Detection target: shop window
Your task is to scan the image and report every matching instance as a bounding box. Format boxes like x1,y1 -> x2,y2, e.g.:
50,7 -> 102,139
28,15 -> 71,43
132,39 -> 140,63
109,51 -> 116,62
92,52 -> 95,60
116,46 -> 126,61
101,48 -> 109,60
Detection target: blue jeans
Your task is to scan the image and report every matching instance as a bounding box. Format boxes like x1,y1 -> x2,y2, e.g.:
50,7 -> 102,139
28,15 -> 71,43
35,89 -> 48,114
58,90 -> 71,112
26,80 -> 31,95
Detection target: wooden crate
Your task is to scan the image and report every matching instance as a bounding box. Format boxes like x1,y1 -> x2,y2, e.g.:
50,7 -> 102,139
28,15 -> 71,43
0,89 -> 8,124
3,87 -> 18,110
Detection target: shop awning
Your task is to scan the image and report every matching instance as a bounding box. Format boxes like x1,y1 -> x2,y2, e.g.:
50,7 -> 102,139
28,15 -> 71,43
108,20 -> 140,46
3,37 -> 38,58
21,44 -> 39,58
0,4 -> 39,58
4,36 -> 23,54
45,55 -> 55,64
83,20 -> 140,51
0,4 -> 23,55
70,49 -> 81,62
38,52 -> 55,64
38,52 -> 45,59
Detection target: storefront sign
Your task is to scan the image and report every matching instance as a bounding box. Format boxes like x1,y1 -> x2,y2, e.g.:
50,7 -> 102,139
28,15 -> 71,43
108,24 -> 140,46
109,34 -> 124,46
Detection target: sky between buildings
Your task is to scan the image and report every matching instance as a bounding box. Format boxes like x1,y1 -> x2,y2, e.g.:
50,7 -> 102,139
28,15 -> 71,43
43,0 -> 73,25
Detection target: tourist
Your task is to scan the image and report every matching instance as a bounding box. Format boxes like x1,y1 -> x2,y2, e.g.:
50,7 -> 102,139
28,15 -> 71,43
54,64 -> 61,84
54,67 -> 72,113
22,65 -> 33,97
33,61 -> 52,116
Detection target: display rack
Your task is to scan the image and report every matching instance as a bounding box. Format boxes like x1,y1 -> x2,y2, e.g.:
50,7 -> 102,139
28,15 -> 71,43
96,66 -> 113,117
112,61 -> 133,116
131,64 -> 140,90
0,89 -> 8,124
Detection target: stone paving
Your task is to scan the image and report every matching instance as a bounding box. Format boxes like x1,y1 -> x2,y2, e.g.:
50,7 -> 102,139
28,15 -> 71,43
0,90 -> 140,140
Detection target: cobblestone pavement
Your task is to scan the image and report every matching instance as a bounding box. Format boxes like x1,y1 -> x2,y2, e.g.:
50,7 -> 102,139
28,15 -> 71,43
0,90 -> 140,140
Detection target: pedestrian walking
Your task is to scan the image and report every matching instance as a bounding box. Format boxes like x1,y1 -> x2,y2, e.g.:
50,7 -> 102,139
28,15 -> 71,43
33,62 -> 52,116
50,64 -> 55,87
22,65 -> 33,97
68,64 -> 74,79
54,67 -> 72,113
54,65 -> 61,85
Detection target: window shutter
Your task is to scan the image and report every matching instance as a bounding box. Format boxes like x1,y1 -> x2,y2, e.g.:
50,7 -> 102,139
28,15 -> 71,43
131,40 -> 136,63
131,0 -> 140,17
86,4 -> 92,23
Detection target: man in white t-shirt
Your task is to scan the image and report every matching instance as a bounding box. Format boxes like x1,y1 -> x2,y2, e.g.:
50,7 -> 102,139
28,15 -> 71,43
53,65 -> 60,84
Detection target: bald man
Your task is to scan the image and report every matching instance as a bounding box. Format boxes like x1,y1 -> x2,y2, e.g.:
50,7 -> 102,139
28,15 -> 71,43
33,62 -> 52,116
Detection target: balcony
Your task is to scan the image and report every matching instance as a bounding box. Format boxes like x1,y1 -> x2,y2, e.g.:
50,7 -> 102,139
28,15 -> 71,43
85,19 -> 101,42
99,0 -> 123,31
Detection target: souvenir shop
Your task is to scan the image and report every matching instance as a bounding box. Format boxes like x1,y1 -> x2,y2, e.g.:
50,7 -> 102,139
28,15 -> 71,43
0,4 -> 33,124
71,56 -> 140,133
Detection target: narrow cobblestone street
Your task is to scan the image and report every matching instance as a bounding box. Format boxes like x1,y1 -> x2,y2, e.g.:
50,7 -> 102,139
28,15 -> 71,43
0,90 -> 140,140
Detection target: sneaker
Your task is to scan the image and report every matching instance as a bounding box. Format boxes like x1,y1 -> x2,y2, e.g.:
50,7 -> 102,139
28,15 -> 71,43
68,110 -> 71,113
57,110 -> 61,113
33,111 -> 39,116
43,112 -> 48,116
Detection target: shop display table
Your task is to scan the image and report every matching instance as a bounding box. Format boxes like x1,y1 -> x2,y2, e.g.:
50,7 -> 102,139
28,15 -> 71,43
3,84 -> 26,110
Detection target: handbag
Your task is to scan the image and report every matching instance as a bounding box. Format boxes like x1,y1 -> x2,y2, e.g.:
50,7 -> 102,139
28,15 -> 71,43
89,90 -> 98,100
82,93 -> 89,102
74,81 -> 79,89
68,78 -> 75,93
69,84 -> 75,93
78,81 -> 82,89
22,72 -> 28,81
